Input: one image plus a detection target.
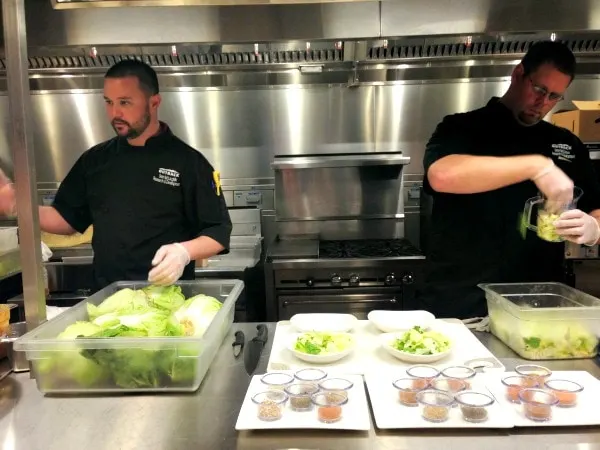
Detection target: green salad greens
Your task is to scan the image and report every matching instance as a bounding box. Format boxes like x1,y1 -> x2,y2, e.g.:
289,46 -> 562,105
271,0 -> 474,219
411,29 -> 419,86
294,332 -> 353,355
489,308 -> 598,360
37,285 -> 224,390
392,326 -> 451,355
537,211 -> 562,242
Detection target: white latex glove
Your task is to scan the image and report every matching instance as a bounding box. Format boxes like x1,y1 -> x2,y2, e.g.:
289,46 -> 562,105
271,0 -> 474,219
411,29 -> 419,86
531,159 -> 574,211
148,243 -> 190,285
554,209 -> 600,246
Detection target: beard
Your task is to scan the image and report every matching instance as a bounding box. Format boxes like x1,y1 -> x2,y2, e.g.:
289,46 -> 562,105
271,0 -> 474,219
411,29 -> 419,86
111,108 -> 151,139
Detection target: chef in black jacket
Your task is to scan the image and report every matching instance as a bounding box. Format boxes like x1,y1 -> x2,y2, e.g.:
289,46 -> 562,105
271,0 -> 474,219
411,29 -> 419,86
0,59 -> 232,290
418,41 -> 600,319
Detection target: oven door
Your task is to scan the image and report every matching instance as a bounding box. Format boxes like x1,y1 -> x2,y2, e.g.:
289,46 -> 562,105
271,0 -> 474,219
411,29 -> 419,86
278,293 -> 399,320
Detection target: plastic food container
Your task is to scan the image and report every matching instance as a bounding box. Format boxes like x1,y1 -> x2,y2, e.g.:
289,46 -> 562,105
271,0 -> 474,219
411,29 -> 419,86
455,391 -> 495,423
252,391 -> 288,421
393,377 -> 429,407
406,365 -> 441,382
294,368 -> 327,386
479,282 -> 600,360
519,388 -> 558,422
312,391 -> 347,423
285,383 -> 319,411
13,279 -> 244,394
0,248 -> 21,280
318,378 -> 354,401
416,390 -> 454,423
515,364 -> 552,386
441,366 -> 477,389
501,375 -> 539,403
544,379 -> 584,407
261,372 -> 294,391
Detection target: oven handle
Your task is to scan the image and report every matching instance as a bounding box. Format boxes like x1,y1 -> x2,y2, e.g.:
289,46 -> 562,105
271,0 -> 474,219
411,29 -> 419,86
282,297 -> 397,307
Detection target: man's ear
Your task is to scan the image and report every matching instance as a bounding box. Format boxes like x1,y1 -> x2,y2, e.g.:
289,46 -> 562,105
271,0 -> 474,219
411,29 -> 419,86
512,64 -> 525,83
150,93 -> 161,111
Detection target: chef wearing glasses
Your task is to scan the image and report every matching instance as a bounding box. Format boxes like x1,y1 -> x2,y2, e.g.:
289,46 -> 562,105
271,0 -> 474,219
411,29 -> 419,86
418,41 -> 600,319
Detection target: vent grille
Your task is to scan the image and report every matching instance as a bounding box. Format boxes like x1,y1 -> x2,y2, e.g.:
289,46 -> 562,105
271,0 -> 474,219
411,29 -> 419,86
22,49 -> 343,69
367,39 -> 600,60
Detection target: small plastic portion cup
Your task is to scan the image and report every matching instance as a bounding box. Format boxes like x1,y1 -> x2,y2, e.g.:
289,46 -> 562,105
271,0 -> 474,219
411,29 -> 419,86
260,372 -> 294,391
406,365 -> 441,383
519,388 -> 558,422
318,378 -> 354,402
284,383 -> 320,412
416,389 -> 454,423
501,375 -> 539,403
455,391 -> 495,423
312,391 -> 348,424
252,390 -> 288,422
392,377 -> 430,407
515,365 -> 552,386
544,379 -> 584,408
441,366 -> 477,389
294,368 -> 328,387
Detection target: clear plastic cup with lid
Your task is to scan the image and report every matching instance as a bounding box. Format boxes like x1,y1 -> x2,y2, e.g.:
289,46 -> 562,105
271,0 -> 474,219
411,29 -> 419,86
515,364 -> 552,386
441,366 -> 477,388
393,377 -> 430,407
455,391 -> 495,423
294,368 -> 328,387
260,372 -> 294,391
416,390 -> 454,423
518,388 -> 558,422
544,379 -> 584,408
406,365 -> 441,383
252,390 -> 288,422
318,378 -> 354,402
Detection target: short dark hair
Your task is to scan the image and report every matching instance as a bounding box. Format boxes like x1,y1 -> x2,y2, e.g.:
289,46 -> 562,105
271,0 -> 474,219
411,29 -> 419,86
105,59 -> 159,96
521,41 -> 576,81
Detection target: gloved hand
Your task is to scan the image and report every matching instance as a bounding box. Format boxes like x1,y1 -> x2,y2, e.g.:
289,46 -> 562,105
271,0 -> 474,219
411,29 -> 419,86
554,209 -> 600,246
148,243 -> 191,285
531,159 -> 574,210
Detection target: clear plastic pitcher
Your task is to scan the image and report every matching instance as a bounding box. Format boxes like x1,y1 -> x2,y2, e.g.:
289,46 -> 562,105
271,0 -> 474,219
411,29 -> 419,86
523,187 -> 583,242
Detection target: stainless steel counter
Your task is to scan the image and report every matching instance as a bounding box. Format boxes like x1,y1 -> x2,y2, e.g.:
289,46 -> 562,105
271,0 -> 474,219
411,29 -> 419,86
1,323 -> 600,450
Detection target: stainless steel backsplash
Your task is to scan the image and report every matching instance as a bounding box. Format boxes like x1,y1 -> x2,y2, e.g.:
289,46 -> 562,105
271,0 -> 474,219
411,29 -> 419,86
0,77 -> 599,185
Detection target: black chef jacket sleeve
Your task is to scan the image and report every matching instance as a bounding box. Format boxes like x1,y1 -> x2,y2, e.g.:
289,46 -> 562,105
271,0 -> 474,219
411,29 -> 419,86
572,138 -> 600,214
423,114 -> 473,195
51,155 -> 92,234
183,151 -> 232,253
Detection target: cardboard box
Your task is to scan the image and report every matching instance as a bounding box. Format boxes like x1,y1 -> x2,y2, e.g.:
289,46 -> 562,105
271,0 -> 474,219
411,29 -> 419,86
552,101 -> 600,142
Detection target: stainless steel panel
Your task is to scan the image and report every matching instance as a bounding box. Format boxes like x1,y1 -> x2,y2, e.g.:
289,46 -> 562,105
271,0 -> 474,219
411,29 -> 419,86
276,218 -> 405,240
381,0 -> 600,37
272,153 -> 410,169
26,0 -> 380,45
51,0 -> 380,6
274,164 -> 405,221
374,80 -> 512,174
3,0 -> 47,330
278,293 -> 399,320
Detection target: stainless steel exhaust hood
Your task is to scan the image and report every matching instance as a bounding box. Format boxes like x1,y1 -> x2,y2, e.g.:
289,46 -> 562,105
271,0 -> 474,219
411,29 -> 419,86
51,0 -> 378,8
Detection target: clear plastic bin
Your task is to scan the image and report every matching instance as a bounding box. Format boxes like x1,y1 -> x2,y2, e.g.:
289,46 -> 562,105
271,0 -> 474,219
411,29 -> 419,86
14,279 -> 243,394
479,282 -> 600,360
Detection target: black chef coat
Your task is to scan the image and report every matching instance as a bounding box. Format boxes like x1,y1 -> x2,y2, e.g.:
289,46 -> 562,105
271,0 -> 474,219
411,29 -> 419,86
52,122 -> 232,291
418,98 -> 600,319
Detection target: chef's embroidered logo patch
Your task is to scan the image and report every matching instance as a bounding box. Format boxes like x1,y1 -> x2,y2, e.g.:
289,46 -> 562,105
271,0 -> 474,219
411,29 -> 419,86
153,168 -> 180,187
551,143 -> 574,163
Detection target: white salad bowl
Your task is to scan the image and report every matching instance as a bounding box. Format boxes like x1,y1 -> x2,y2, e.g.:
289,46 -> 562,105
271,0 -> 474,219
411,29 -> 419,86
368,310 -> 436,333
290,313 -> 358,333
380,332 -> 452,364
288,333 -> 356,364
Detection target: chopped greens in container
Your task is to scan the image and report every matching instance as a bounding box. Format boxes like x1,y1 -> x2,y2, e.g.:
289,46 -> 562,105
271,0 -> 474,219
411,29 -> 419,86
294,332 -> 353,355
392,326 -> 451,355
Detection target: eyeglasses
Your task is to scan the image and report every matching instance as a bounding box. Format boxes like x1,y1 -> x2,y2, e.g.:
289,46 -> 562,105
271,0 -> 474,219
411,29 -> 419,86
527,77 -> 565,102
